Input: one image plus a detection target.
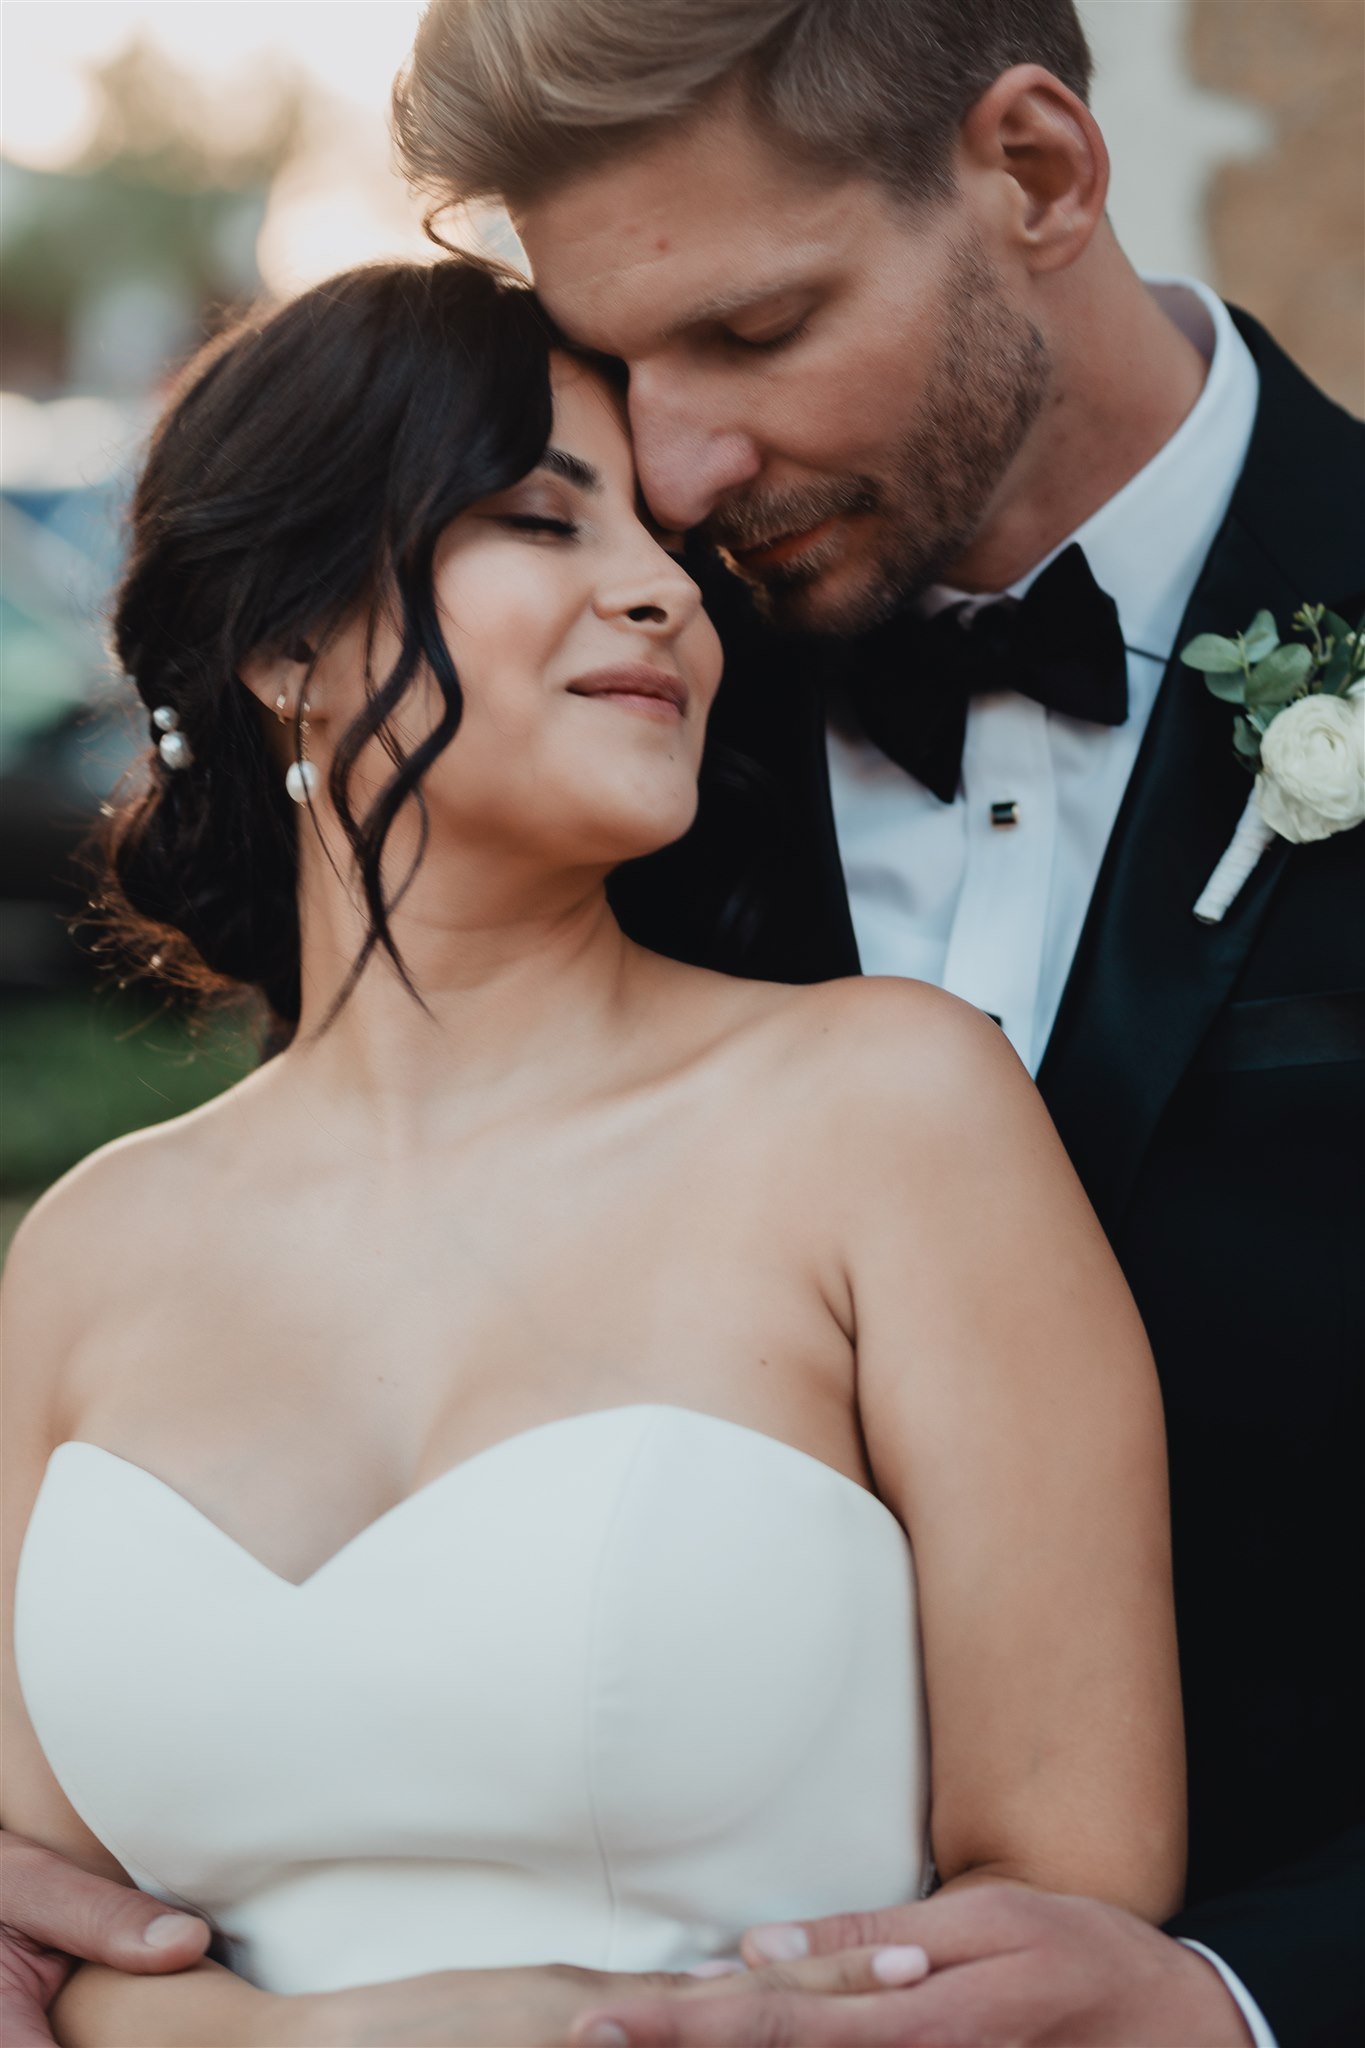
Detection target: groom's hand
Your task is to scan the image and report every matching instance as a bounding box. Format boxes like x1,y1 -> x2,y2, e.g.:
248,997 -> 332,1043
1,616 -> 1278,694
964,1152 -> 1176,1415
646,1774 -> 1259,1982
571,1887 -> 1256,2047
0,1831 -> 208,2048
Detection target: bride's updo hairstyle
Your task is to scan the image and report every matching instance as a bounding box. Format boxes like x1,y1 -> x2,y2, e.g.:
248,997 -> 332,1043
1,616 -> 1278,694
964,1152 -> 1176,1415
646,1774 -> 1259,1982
99,257 -> 557,1035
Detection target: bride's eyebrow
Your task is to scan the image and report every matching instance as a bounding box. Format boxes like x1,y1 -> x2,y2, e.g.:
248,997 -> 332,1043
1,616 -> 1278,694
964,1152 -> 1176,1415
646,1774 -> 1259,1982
536,447 -> 602,493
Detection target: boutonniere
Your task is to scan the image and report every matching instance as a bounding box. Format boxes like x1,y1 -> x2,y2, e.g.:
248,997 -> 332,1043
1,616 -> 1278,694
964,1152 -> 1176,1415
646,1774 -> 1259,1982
1180,603 -> 1365,922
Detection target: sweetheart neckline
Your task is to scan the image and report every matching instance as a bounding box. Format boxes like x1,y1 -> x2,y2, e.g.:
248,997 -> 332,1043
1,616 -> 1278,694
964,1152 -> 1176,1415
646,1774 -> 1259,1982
47,1406 -> 903,1591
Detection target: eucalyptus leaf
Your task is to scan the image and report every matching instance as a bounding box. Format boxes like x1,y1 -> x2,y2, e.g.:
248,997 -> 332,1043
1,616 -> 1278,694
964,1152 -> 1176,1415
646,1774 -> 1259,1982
1202,669 -> 1249,704
1320,610 -> 1363,693
1322,643 -> 1354,693
1232,716 -> 1262,762
1245,641 -> 1313,706
1242,610 -> 1279,662
1181,633 -> 1244,674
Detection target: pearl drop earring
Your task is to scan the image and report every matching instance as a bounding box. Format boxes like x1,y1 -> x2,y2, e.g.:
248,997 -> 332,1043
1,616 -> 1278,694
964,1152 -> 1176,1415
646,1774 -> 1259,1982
284,698 -> 317,805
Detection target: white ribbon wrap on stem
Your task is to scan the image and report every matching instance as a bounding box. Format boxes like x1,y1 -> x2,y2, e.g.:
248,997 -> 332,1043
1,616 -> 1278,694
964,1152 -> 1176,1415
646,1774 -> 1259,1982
1193,790 -> 1276,923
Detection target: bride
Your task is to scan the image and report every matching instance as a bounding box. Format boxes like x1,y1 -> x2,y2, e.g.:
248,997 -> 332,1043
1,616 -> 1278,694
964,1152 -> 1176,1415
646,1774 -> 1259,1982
1,256 -> 1182,2048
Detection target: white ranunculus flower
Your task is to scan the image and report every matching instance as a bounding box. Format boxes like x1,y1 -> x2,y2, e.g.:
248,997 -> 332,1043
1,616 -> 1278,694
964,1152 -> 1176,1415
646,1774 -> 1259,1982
1254,691 -> 1365,843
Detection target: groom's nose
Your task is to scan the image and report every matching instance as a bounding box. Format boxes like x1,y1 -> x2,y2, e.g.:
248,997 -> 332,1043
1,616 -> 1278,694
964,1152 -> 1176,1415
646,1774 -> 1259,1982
628,373 -> 762,533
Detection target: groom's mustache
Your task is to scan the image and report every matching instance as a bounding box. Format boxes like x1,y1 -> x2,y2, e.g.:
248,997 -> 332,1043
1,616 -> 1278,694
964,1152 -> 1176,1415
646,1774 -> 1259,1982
701,476 -> 881,556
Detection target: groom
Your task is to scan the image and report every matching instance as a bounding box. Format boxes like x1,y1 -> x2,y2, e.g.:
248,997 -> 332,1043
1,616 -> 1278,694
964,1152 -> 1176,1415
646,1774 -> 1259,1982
3,4 -> 1360,2046
390,5 -> 1364,2048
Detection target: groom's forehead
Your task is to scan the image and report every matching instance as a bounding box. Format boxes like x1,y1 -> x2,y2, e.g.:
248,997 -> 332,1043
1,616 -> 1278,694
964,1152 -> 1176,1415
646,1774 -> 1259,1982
525,228 -> 829,357
517,121 -> 883,354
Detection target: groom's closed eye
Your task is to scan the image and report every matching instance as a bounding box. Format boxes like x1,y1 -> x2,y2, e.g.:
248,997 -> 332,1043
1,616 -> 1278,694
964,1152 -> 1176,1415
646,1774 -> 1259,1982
722,318 -> 811,354
659,276 -> 819,350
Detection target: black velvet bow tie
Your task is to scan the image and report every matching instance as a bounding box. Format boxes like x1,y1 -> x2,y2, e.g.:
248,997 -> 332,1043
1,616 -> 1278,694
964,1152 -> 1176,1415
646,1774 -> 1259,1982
844,543 -> 1130,803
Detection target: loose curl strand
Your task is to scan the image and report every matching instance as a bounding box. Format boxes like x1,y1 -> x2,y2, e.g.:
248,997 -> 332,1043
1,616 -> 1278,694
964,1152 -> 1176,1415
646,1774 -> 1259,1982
95,257 -> 558,1042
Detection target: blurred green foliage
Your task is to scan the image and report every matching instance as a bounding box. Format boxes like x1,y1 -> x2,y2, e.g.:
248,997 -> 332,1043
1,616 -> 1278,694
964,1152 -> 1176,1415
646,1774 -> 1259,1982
0,992 -> 258,1252
3,38 -> 298,330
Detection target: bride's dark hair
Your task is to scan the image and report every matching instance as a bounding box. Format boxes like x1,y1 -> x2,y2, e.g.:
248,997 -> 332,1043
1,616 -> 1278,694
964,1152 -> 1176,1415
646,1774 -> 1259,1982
98,256 -> 558,1037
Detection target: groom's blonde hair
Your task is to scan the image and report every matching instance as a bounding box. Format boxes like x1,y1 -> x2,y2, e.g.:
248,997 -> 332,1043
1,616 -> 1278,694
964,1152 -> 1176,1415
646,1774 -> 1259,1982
393,0 -> 1093,212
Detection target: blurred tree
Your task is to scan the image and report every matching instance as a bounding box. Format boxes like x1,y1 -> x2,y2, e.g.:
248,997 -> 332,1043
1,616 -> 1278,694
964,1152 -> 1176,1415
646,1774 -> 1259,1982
79,35 -> 305,190
1,36 -> 307,393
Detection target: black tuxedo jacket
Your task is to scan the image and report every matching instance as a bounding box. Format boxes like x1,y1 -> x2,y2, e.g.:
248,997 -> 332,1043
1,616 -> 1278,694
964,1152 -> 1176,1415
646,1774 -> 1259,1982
610,312 -> 1365,2048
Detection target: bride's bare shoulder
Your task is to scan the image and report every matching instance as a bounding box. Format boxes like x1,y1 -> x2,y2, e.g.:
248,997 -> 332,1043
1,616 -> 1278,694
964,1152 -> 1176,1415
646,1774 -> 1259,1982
754,974 -> 1026,1109
742,977 -> 1075,1253
647,950 -> 1006,1074
663,967 -> 1041,1173
1,1074 -> 263,1351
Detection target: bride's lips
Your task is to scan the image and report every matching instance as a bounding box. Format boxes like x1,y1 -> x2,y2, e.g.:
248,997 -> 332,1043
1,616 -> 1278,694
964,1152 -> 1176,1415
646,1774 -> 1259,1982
730,515 -> 841,574
565,663 -> 688,723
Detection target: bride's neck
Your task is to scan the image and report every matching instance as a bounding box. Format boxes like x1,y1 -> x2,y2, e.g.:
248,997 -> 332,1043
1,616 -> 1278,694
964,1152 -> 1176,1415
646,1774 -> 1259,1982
283,833 -> 635,1149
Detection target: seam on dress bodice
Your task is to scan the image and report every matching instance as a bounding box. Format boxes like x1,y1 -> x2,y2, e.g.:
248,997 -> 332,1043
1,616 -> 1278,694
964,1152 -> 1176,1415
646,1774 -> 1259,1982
582,1408 -> 662,1970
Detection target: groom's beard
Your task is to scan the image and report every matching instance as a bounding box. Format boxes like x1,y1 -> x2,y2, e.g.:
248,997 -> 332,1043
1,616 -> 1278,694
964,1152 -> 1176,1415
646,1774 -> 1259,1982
706,240 -> 1052,636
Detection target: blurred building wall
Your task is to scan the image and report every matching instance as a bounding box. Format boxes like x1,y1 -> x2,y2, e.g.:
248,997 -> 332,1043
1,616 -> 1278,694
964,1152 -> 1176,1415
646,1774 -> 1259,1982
1080,0 -> 1363,413
1193,0 -> 1363,412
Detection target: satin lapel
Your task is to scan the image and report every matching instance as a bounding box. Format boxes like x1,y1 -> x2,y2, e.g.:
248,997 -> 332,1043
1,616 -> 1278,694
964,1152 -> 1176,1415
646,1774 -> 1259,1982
1037,310 -> 1363,1233
1036,519 -> 1293,1232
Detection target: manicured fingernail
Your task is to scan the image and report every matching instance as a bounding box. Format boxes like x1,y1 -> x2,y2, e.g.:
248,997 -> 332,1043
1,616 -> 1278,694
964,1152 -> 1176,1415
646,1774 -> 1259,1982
577,2027 -> 630,2048
687,1958 -> 747,1977
143,1912 -> 203,1949
748,1923 -> 809,1962
872,1945 -> 930,1986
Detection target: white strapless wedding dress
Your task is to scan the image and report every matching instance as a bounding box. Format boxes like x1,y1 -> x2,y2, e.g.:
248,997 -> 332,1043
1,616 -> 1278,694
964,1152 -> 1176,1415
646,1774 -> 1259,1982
16,1404 -> 929,1994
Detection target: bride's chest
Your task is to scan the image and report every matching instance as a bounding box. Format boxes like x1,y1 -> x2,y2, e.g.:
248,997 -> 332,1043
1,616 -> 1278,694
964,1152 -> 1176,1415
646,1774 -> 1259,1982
64,1128 -> 851,1586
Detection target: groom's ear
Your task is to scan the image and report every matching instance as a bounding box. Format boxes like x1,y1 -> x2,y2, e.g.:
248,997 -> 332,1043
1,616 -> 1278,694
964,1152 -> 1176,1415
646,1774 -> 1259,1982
956,63 -> 1109,276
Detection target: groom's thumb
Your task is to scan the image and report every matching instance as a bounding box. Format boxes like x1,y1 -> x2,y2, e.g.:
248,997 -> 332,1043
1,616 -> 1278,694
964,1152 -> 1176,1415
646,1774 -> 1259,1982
1,1832 -> 209,1972
742,1905 -> 914,1967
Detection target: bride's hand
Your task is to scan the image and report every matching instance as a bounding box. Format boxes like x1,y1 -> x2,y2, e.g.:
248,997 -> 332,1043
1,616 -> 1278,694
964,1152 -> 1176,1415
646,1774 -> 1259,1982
276,1945 -> 931,2048
277,1962 -> 699,2048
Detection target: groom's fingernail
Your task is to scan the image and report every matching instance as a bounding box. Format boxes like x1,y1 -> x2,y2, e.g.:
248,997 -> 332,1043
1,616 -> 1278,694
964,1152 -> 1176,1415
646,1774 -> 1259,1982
748,1923 -> 810,1962
143,1912 -> 204,1949
576,2027 -> 630,2048
872,1944 -> 931,1986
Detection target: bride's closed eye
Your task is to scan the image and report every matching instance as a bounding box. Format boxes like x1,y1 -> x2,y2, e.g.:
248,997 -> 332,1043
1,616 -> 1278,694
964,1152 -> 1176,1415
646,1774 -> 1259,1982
497,514 -> 580,539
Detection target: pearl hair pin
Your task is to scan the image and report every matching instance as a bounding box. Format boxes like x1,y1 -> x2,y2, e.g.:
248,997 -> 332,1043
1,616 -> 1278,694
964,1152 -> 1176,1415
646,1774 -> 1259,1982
152,705 -> 192,770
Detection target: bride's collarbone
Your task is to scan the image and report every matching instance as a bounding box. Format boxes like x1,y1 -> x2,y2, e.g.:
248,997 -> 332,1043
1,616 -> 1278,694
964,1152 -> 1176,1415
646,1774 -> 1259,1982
84,1070 -> 840,1376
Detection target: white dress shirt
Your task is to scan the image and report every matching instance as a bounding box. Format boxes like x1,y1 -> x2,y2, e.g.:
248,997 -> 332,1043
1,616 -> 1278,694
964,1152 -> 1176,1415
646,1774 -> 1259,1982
827,276 -> 1260,1076
827,279 -> 1279,2048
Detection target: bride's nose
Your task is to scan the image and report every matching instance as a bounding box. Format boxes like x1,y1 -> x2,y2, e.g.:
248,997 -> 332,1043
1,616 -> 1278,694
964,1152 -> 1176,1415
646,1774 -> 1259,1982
593,543 -> 703,638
